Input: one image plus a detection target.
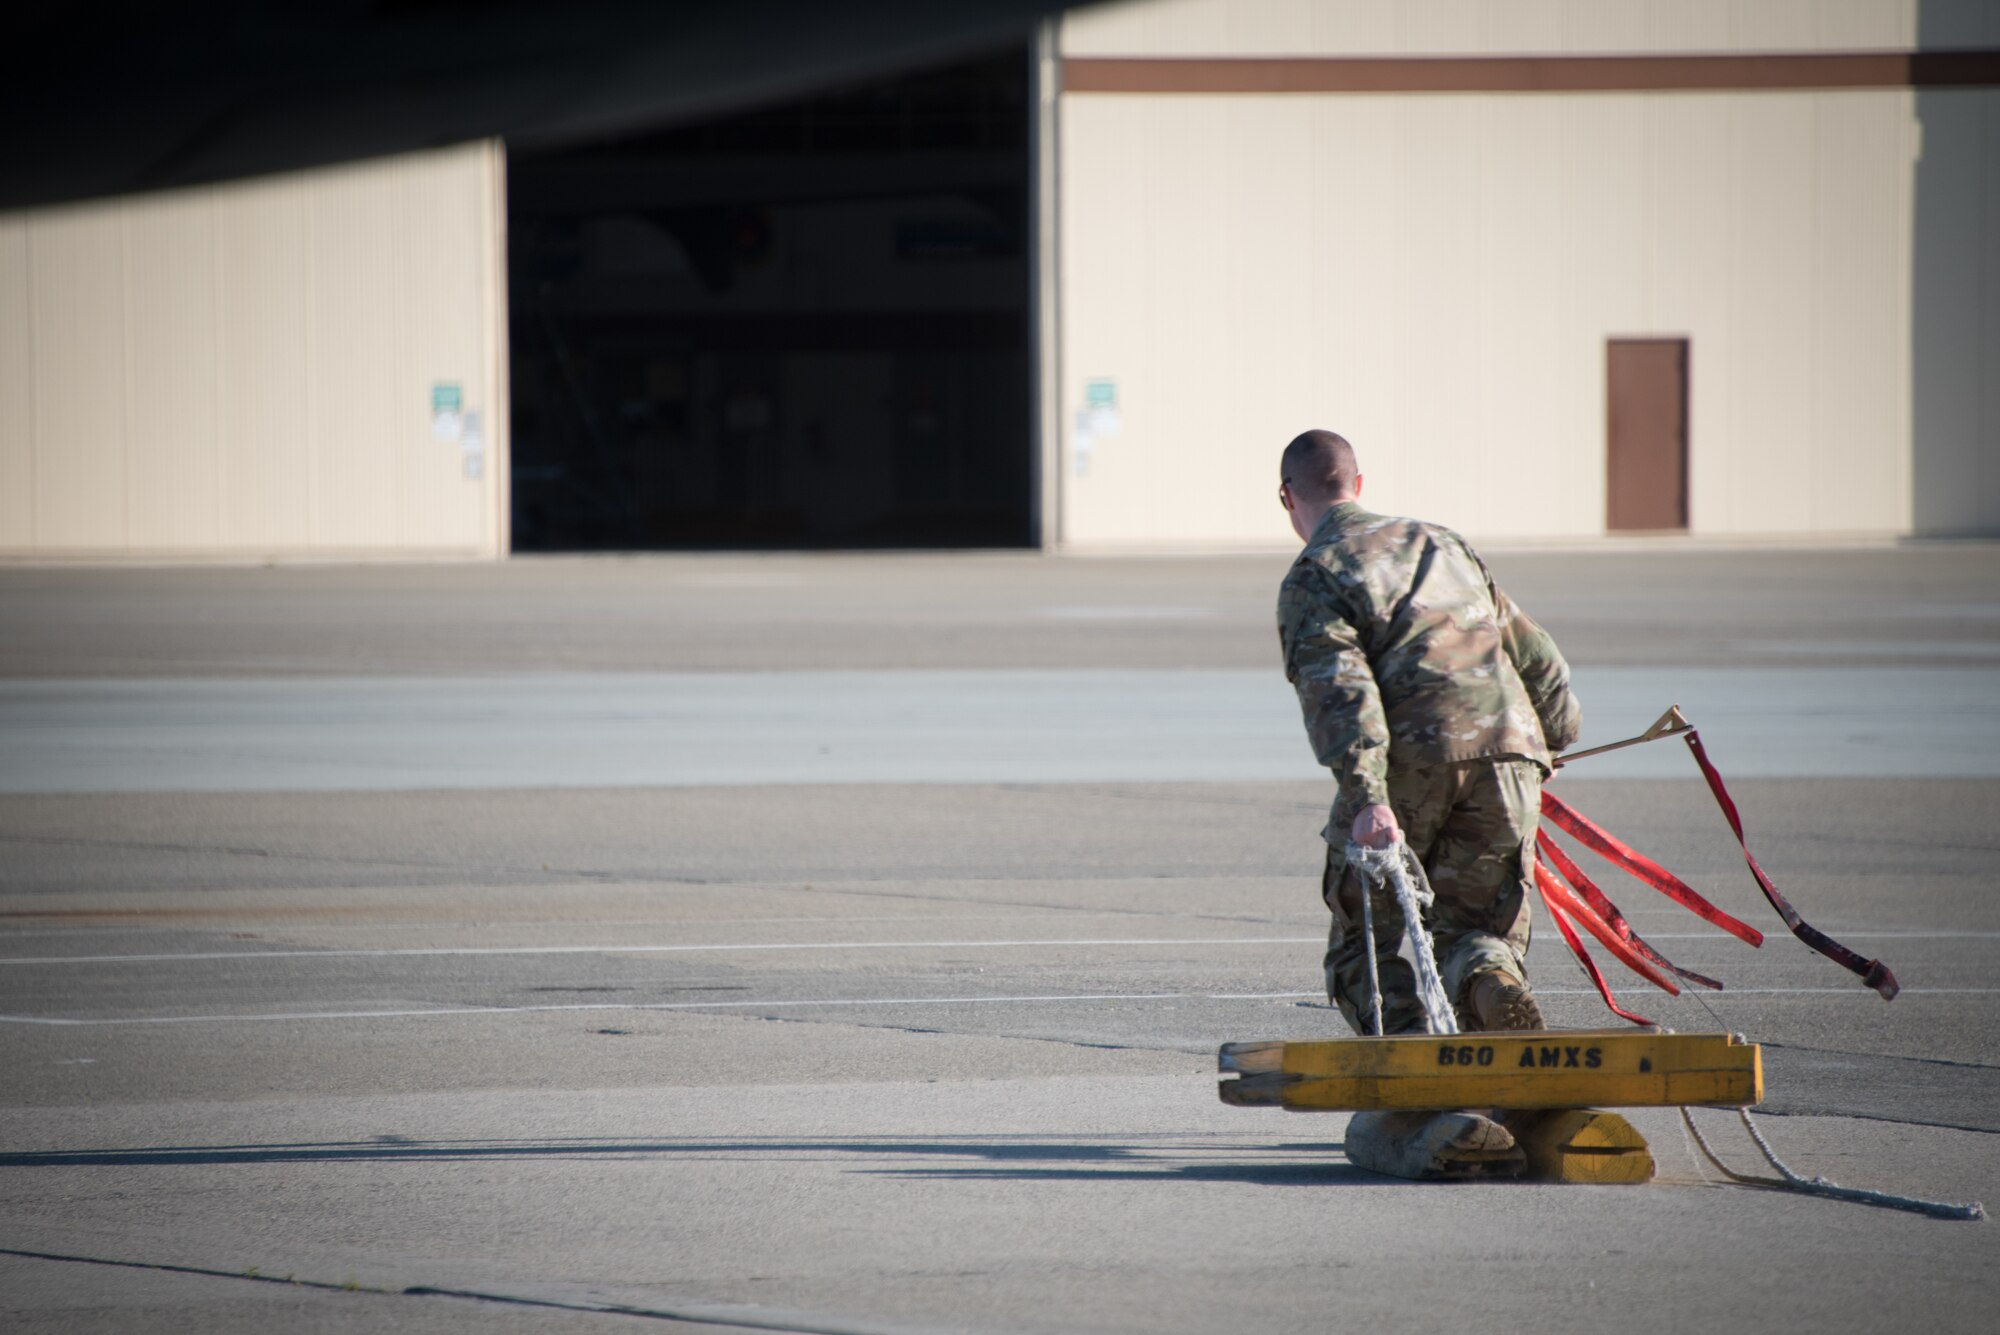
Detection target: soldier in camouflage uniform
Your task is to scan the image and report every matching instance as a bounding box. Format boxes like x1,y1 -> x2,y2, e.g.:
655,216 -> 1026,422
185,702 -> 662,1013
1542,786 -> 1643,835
1276,430 -> 1582,1035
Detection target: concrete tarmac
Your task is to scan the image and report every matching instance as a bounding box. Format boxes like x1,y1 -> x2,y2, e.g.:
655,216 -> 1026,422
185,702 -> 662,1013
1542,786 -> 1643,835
2,549 -> 1998,1333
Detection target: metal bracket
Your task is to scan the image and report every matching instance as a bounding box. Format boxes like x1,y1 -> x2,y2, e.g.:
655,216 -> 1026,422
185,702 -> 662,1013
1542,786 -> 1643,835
1555,704 -> 1692,768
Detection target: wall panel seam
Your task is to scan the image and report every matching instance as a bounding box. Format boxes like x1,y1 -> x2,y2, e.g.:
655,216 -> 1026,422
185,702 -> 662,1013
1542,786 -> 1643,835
24,221 -> 38,547
305,184 -> 319,549
1032,24 -> 1062,552
118,207 -> 133,549
488,140 -> 513,559
211,190 -> 227,546
1807,94 -> 1821,531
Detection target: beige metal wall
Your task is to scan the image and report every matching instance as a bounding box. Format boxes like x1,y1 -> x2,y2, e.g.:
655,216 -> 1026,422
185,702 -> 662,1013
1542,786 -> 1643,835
0,142 -> 508,560
1053,0 -> 1957,548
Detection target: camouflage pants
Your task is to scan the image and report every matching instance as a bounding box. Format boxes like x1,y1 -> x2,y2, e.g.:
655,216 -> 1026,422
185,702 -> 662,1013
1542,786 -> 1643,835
1321,758 -> 1542,1035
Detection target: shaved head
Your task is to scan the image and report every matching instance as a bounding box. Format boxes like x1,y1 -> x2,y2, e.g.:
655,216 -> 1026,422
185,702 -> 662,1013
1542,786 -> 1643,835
1281,429 -> 1360,505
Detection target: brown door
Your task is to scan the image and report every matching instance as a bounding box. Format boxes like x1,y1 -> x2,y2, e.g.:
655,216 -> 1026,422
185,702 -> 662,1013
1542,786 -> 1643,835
1606,338 -> 1689,531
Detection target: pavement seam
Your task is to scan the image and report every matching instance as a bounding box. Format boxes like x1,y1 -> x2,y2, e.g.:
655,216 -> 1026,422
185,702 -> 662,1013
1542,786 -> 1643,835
1764,1040 -> 2000,1073
397,1283 -> 945,1333
0,1244 -> 394,1299
731,1008 -> 1206,1056
1752,1107 -> 2000,1136
0,1246 -> 947,1333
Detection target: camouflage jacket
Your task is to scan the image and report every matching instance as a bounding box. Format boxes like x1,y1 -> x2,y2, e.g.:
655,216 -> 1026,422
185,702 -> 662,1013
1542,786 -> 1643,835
1277,502 -> 1582,813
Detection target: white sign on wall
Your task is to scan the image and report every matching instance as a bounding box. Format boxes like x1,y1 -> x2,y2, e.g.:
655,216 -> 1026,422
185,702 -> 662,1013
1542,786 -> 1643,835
431,382 -> 464,442
1072,377 -> 1120,477
460,409 -> 485,480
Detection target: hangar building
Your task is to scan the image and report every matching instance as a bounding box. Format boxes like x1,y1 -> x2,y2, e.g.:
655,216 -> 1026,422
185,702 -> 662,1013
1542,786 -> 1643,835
2,0 -> 1996,559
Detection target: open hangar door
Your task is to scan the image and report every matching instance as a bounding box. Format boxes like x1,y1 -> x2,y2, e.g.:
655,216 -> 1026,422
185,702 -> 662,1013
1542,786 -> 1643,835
506,46 -> 1035,551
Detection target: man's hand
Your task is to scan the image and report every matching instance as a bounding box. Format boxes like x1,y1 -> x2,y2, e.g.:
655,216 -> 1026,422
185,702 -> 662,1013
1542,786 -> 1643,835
1351,803 -> 1400,849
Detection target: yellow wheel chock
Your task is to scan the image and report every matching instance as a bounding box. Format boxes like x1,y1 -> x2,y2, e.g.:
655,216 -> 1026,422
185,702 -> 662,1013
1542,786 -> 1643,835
1219,1030 -> 1762,1184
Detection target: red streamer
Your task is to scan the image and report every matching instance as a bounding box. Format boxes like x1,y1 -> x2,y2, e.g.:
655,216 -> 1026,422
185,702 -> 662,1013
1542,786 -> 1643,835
1681,730 -> 1899,1000
1540,790 -> 1764,947
1533,862 -> 1654,1026
1534,853 -> 1679,995
1538,831 -> 1725,991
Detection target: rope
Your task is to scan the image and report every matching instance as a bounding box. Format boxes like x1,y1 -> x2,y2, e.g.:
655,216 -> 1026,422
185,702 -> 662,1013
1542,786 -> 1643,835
1347,842 -> 1458,1036
1355,863 -> 1385,1037
1678,1107 -> 1984,1221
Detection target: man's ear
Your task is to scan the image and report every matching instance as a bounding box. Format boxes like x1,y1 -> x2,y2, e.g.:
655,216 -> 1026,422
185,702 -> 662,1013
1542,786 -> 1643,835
1353,474 -> 1365,500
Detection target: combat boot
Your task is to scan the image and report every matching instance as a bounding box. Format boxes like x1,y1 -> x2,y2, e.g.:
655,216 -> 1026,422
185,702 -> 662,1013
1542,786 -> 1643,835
1466,969 -> 1545,1031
